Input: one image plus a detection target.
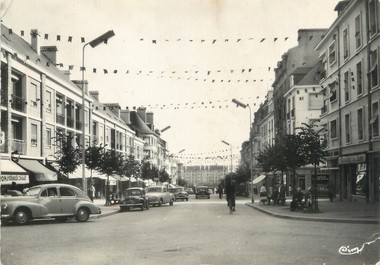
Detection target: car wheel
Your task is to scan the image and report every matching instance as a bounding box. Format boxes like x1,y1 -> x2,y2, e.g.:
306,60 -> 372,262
76,207 -> 90,222
158,200 -> 163,207
55,217 -> 68,223
186,198 -> 189,201
14,208 -> 30,225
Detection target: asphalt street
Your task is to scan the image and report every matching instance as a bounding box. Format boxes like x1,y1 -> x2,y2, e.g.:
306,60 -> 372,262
1,195 -> 379,265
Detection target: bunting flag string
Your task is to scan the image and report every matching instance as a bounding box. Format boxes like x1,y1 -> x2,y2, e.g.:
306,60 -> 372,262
127,95 -> 261,111
9,26 -> 324,46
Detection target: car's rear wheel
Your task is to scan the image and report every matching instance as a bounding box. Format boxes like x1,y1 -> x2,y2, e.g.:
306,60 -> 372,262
76,207 -> 89,222
158,199 -> 163,207
14,208 -> 30,225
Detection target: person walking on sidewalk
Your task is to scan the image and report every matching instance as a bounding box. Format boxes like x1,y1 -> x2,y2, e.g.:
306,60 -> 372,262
328,182 -> 335,202
88,184 -> 95,202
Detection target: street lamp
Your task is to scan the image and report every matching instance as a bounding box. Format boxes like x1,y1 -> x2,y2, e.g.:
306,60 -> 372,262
232,98 -> 254,202
81,30 -> 115,194
221,140 -> 233,189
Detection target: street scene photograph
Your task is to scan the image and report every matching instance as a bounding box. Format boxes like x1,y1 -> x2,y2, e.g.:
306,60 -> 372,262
0,0 -> 379,264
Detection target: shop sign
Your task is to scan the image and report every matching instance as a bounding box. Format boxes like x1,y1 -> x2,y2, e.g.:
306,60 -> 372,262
1,174 -> 29,184
338,154 -> 366,165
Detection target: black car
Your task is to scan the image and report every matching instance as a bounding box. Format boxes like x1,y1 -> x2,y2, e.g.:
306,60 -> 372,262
195,186 -> 210,199
120,187 -> 149,211
168,187 -> 189,201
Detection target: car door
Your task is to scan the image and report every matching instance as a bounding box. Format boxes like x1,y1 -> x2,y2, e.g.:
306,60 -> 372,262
162,187 -> 170,203
38,187 -> 62,215
59,187 -> 79,214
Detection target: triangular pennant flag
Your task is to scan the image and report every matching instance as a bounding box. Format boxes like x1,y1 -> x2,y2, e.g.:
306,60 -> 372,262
274,37 -> 278,42
177,39 -> 181,41
152,40 -> 156,44
189,40 -> 193,42
21,30 -> 24,36
237,39 -> 241,42
231,70 -> 234,73
212,39 -> 216,44
44,34 -> 48,40
57,35 -> 61,41
201,40 -> 205,43
68,36 -> 72,42
103,69 -> 108,74
268,67 -> 271,71
81,37 -> 85,43
249,69 -> 252,72
260,38 -> 265,42
80,66 -> 85,71
285,37 -> 289,41
242,69 -> 245,73
140,38 -> 144,41
113,70 -> 117,74
207,71 -> 210,76
126,70 -> 129,74
225,39 -> 229,42
69,65 -> 74,70
93,68 -> 97,73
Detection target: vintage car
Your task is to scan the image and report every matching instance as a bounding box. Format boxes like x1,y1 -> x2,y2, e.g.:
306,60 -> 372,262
119,187 -> 149,211
145,185 -> 174,207
1,183 -> 101,225
195,186 -> 211,199
168,187 -> 189,201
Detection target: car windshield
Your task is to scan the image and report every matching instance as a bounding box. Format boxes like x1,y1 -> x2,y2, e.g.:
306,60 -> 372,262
147,187 -> 162,193
197,188 -> 208,192
126,189 -> 141,196
24,187 -> 41,196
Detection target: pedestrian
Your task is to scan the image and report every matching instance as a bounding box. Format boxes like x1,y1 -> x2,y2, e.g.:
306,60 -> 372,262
288,184 -> 292,197
267,186 -> 273,205
225,177 -> 236,211
260,184 -> 267,204
88,183 -> 95,202
328,182 -> 335,202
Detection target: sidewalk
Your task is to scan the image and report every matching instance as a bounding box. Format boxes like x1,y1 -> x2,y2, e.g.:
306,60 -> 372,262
246,196 -> 380,224
91,198 -> 120,219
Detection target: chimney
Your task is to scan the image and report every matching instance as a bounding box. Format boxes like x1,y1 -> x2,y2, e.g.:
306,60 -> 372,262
103,103 -> 121,118
31,29 -> 40,55
146,112 -> 154,125
334,1 -> 350,16
72,80 -> 88,95
41,46 -> 58,64
137,107 -> 146,122
89,91 -> 99,101
120,107 -> 131,124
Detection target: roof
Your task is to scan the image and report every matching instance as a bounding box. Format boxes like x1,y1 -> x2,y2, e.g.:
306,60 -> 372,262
296,63 -> 321,86
129,111 -> 157,135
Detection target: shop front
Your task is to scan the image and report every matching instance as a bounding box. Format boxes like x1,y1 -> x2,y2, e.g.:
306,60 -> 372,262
1,159 -> 29,193
17,159 -> 57,186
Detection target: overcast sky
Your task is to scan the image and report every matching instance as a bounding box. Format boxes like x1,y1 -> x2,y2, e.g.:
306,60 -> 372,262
1,0 -> 340,163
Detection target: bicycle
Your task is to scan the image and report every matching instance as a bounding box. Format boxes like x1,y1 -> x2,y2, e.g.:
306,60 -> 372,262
227,196 -> 235,214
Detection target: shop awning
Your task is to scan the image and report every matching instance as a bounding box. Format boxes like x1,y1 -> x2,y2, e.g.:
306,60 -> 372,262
17,159 -> 57,181
1,159 -> 29,184
252,175 -> 266,185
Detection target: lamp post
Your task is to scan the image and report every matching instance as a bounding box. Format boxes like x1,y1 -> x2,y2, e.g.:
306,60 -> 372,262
232,98 -> 254,202
81,30 -> 115,194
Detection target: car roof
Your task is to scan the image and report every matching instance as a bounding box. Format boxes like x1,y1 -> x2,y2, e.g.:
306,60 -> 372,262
126,187 -> 144,190
28,183 -> 80,189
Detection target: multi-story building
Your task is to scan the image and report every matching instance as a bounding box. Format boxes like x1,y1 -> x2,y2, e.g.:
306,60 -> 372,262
0,25 -> 175,196
181,165 -> 224,187
316,0 -> 379,202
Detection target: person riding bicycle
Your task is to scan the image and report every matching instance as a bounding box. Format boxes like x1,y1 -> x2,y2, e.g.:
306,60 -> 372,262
225,177 -> 236,212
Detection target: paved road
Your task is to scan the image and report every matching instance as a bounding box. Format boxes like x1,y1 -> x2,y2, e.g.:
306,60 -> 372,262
2,195 -> 379,265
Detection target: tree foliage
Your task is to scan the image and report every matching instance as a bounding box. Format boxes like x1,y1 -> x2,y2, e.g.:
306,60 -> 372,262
54,134 -> 81,180
123,154 -> 141,178
85,143 -> 105,179
159,168 -> 170,183
141,162 -> 158,180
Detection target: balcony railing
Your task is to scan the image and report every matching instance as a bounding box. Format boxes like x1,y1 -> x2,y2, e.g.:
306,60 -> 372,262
76,120 -> 83,130
56,113 -> 65,125
11,139 -> 26,154
11,95 -> 25,112
66,117 -> 75,128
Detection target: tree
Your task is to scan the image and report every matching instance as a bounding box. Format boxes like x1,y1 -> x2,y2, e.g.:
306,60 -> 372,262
141,162 -> 158,181
297,123 -> 327,212
85,143 -> 105,185
123,155 -> 141,187
98,149 -> 124,206
177,178 -> 188,187
54,134 -> 81,184
159,168 -> 170,183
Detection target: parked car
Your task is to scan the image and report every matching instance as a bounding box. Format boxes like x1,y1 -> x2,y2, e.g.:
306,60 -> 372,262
120,187 -> 149,211
168,187 -> 189,201
195,186 -> 210,199
185,188 -> 194,195
145,185 -> 174,207
1,183 -> 101,225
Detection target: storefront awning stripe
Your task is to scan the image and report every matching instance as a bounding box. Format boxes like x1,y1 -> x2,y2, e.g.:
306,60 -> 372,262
1,159 -> 29,174
17,159 -> 57,181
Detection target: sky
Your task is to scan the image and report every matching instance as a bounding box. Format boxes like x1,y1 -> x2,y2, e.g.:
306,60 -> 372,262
1,0 -> 340,164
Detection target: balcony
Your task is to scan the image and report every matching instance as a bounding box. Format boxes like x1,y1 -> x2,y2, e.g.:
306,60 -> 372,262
56,113 -> 65,125
11,95 -> 25,112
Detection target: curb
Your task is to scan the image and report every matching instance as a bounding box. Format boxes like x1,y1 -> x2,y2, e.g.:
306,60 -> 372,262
245,203 -> 379,225
91,209 -> 120,219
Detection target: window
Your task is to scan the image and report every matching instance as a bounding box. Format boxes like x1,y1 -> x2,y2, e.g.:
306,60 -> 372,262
355,13 -> 362,49
31,124 -> 38,146
328,41 -> 336,65
345,114 -> 351,143
46,128 -> 52,148
369,49 -> 378,89
330,119 -> 337,139
46,90 -> 52,112
343,27 -> 349,60
371,101 -> 379,137
357,108 -> 364,141
329,83 -> 337,102
344,71 -> 350,102
59,187 -> 76,197
41,188 -> 57,197
369,0 -> 378,38
356,61 -> 363,96
30,83 -> 38,106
